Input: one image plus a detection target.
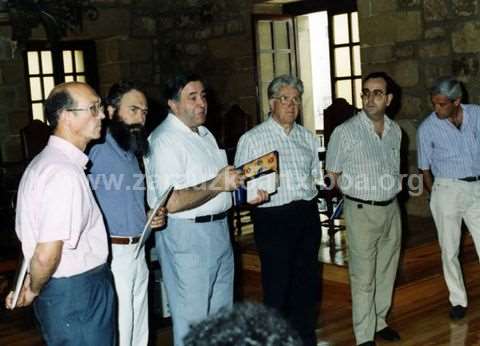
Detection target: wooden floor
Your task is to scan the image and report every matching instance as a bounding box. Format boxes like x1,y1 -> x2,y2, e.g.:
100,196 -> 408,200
2,216 -> 480,346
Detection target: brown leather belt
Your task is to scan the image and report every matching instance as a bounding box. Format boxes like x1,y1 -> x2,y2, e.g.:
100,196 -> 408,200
110,236 -> 140,245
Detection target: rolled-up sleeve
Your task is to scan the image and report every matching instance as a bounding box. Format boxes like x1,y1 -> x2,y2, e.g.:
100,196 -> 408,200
416,125 -> 432,170
325,127 -> 344,173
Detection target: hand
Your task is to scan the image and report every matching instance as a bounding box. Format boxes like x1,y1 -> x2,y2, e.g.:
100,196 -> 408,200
149,207 -> 167,229
215,166 -> 245,192
5,274 -> 38,309
248,189 -> 269,205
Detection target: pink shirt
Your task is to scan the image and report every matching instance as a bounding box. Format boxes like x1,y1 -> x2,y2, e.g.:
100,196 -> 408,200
15,136 -> 109,278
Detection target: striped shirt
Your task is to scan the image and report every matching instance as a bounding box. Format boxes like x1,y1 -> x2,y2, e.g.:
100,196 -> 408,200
234,116 -> 321,208
417,104 -> 480,178
326,111 -> 402,201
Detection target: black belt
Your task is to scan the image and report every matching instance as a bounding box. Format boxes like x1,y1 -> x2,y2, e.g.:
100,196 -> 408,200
459,176 -> 480,182
345,195 -> 396,206
193,211 -> 228,223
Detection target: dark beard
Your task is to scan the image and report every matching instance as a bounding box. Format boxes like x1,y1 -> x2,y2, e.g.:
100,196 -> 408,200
109,115 -> 149,157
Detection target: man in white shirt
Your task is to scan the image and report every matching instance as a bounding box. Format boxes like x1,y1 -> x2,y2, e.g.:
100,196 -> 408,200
144,73 -> 252,346
235,75 -> 322,346
326,72 -> 402,346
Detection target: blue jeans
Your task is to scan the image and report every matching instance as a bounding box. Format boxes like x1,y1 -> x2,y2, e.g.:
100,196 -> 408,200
33,264 -> 117,346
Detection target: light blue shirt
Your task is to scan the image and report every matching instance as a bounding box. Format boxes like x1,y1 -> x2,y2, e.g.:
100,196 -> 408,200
88,132 -> 146,237
417,104 -> 480,178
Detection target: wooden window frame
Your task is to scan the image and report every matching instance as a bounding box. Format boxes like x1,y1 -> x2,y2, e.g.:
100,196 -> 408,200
23,41 -> 98,122
328,11 -> 362,108
253,14 -> 298,122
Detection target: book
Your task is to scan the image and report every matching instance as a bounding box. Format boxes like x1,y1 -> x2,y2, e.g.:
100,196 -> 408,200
234,151 -> 279,205
134,185 -> 174,259
330,198 -> 344,220
9,257 -> 28,309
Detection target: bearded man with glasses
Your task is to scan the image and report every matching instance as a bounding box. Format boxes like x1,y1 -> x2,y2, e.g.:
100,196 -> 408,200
326,72 -> 402,346
235,75 -> 322,346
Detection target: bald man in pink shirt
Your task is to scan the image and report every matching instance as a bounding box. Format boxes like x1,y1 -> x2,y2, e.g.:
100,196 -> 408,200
5,82 -> 116,346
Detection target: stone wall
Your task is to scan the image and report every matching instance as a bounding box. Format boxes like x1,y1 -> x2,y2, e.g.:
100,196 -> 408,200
153,0 -> 257,142
0,24 -> 28,162
0,0 -> 158,162
0,0 -> 257,163
357,0 -> 480,216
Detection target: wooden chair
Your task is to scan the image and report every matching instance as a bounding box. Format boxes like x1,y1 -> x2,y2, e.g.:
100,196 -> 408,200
319,98 -> 357,258
20,119 -> 50,162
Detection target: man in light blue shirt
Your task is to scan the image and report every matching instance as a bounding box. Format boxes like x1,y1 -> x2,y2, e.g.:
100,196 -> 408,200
89,81 -> 165,346
417,76 -> 480,321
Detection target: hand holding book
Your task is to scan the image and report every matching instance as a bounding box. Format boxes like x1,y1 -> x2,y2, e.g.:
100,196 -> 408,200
149,207 -> 167,229
234,151 -> 279,205
5,260 -> 38,310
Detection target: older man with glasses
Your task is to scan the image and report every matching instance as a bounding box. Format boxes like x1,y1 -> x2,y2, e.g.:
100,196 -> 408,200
5,82 -> 116,345
326,72 -> 402,346
235,74 -> 322,346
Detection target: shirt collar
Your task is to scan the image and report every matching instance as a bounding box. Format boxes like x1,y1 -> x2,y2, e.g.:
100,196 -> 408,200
359,110 -> 393,134
167,112 -> 208,137
267,115 -> 298,136
431,104 -> 468,127
48,135 -> 89,168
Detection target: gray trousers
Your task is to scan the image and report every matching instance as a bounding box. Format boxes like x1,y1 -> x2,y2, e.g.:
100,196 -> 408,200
155,217 -> 234,346
344,198 -> 401,345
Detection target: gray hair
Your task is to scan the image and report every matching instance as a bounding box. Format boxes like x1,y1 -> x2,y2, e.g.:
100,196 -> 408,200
267,75 -> 304,99
430,76 -> 463,101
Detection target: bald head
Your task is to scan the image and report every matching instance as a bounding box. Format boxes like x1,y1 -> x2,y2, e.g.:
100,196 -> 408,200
45,82 -> 105,150
44,82 -> 97,129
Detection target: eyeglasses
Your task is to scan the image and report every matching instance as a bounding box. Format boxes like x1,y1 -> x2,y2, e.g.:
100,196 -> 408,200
67,102 -> 104,116
129,105 -> 148,116
273,95 -> 302,105
361,89 -> 387,99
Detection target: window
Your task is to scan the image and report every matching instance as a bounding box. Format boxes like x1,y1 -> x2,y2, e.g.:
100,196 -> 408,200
24,41 -> 98,122
330,11 -> 362,109
62,49 -> 87,83
253,3 -> 361,138
26,50 -> 55,121
255,17 -> 297,119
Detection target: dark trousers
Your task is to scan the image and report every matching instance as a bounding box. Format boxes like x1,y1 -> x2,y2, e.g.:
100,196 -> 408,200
34,264 -> 117,346
252,199 -> 321,346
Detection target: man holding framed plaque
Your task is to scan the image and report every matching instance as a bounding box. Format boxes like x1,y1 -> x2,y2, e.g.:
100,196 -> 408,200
235,75 -> 322,346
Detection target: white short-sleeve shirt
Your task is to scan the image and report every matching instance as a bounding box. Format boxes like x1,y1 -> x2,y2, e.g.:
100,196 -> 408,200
144,113 -> 232,219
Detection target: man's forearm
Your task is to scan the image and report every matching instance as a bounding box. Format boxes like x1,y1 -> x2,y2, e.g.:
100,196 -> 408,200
420,169 -> 433,194
29,241 -> 63,294
166,177 -> 221,213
